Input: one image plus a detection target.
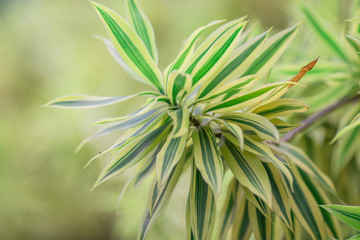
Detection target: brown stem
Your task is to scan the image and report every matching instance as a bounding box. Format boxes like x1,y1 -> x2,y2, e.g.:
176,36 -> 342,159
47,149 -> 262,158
281,94 -> 360,142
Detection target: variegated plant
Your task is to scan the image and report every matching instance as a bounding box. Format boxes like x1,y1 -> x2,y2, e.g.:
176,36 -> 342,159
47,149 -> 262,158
45,1 -> 342,239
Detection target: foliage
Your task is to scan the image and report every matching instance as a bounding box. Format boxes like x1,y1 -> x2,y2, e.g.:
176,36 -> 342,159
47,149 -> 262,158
43,0 -> 360,239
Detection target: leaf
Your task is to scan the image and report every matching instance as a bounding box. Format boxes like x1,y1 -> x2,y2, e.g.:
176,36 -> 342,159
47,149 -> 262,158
218,179 -> 238,240
243,137 -> 293,186
97,37 -> 146,83
188,165 -> 216,240
189,20 -> 247,90
241,23 -> 300,76
156,132 -> 187,187
252,98 -> 309,119
221,138 -> 272,206
221,112 -> 279,141
279,142 -> 336,194
197,30 -> 269,99
125,0 -> 158,63
270,118 -> 299,133
247,201 -> 272,240
168,107 -> 190,138
231,191 -> 251,240
285,164 -> 326,240
93,120 -> 171,187
220,120 -> 244,150
204,81 -> 297,113
331,112 -> 360,143
264,164 -> 292,229
321,205 -> 360,232
192,126 -> 224,195
164,20 -> 225,81
138,157 -> 185,240
166,71 -> 192,105
91,2 -> 163,92
43,92 -> 156,109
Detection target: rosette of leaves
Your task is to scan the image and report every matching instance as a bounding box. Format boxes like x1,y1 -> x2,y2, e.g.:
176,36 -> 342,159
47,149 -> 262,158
45,1 -> 342,239
274,0 -> 360,200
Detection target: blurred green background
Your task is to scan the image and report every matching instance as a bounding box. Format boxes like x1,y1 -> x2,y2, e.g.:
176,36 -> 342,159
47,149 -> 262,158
0,0 -> 301,239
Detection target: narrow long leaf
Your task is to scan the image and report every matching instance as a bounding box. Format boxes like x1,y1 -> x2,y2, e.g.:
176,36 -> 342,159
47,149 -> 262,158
321,205 -> 360,232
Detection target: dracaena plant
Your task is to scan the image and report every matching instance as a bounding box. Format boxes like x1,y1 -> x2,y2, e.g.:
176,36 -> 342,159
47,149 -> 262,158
45,1 -> 342,239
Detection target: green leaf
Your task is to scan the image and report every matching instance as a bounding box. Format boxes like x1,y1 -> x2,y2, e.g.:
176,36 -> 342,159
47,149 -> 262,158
91,2 -> 163,92
125,0 -> 158,63
166,71 -> 192,105
264,164 -> 292,229
279,142 -> 336,194
321,205 -> 360,232
221,112 -> 279,141
93,120 -> 171,187
270,118 -> 299,133
192,126 -> 224,195
164,20 -> 225,81
221,138 -> 272,206
348,235 -> 360,240
168,107 -> 190,138
285,164 -> 326,240
218,179 -> 238,240
197,30 -> 269,99
248,201 -> 272,240
188,165 -> 216,240
156,132 -> 187,187
43,92 -> 156,109
241,23 -> 300,76
252,98 -> 309,120
190,20 -> 247,90
138,157 -> 185,240
220,120 -> 244,150
231,192 -> 251,240
204,82 -> 297,114
331,112 -> 360,143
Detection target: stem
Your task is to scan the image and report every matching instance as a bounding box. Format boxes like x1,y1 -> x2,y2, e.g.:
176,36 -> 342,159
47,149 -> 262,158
281,94 -> 360,142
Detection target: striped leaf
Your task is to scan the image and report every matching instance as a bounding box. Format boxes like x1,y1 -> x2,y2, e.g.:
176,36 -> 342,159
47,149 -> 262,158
188,165 -> 216,240
204,82 -> 296,114
192,126 -> 224,195
299,170 -> 343,239
231,192 -> 251,240
264,164 -> 292,229
218,179 -> 238,240
93,121 -> 171,187
138,157 -> 185,240
196,75 -> 262,104
190,20 -> 247,90
44,92 -> 156,109
220,120 -> 244,150
243,137 -> 293,186
321,205 -> 360,232
156,132 -> 187,186
252,99 -> 309,120
197,30 -> 269,99
221,138 -> 272,206
279,142 -> 336,194
247,202 -> 272,240
331,112 -> 360,143
97,37 -> 146,83
164,20 -> 225,81
125,0 -> 158,63
243,187 -> 271,218
91,2 -> 163,92
270,118 -> 299,133
166,71 -> 192,105
168,107 -> 190,138
185,18 -> 246,77
221,112 -> 279,141
285,164 -> 326,240
241,23 -> 300,76
348,235 -> 360,240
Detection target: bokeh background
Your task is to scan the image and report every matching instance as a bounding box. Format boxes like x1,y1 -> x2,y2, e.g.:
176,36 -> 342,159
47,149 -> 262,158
0,0 -> 350,239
